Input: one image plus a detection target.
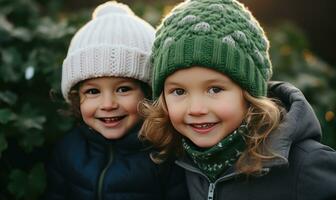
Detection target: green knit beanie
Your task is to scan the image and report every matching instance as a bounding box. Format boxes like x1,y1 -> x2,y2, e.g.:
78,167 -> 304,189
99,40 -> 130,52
152,0 -> 272,98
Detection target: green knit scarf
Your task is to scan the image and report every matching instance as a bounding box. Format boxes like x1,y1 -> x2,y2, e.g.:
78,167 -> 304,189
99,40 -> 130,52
182,124 -> 247,182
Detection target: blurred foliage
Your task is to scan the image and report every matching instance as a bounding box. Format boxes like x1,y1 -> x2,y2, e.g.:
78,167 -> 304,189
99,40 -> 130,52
0,0 -> 77,199
268,23 -> 336,148
0,0 -> 335,199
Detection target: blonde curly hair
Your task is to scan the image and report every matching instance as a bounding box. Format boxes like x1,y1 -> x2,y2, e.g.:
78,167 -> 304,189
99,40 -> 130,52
139,91 -> 285,175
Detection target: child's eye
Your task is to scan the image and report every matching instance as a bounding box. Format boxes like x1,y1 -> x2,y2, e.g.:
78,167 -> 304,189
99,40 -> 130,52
116,86 -> 132,93
84,88 -> 100,95
172,88 -> 185,96
209,87 -> 223,94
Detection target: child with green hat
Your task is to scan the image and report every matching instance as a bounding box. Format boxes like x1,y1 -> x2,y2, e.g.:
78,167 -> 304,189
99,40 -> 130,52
140,0 -> 336,199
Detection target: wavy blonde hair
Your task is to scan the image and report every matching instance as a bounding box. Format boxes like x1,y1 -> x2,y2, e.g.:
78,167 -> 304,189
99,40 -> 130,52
139,91 -> 285,175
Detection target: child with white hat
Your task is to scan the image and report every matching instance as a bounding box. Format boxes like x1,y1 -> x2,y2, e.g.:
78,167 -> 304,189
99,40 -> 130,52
45,2 -> 189,199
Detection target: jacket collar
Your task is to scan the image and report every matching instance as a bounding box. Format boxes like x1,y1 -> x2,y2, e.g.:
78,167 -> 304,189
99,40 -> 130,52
79,122 -> 147,153
263,81 -> 322,167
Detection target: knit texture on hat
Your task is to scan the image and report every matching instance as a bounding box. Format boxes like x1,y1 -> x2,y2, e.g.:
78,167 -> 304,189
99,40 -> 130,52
61,1 -> 155,101
152,0 -> 272,98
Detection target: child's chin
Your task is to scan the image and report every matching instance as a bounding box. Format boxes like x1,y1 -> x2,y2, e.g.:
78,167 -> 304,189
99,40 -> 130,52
100,130 -> 127,140
192,139 -> 218,148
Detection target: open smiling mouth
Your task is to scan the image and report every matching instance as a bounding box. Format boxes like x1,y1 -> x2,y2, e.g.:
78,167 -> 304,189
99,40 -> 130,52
188,122 -> 218,134
97,116 -> 126,124
190,123 -> 217,129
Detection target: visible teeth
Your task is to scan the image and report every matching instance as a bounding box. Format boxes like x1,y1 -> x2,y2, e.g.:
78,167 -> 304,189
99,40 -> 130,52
193,123 -> 214,129
101,117 -> 122,123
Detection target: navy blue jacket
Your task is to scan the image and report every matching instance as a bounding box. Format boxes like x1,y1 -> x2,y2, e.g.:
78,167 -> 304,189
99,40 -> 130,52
45,123 -> 189,200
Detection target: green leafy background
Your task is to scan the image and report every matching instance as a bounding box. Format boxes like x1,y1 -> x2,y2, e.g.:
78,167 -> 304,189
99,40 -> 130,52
0,0 -> 335,199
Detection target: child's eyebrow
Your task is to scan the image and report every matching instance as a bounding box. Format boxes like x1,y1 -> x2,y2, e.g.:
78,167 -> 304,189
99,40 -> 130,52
164,81 -> 183,87
81,82 -> 97,87
82,80 -> 97,86
203,78 -> 231,85
164,77 -> 231,87
115,79 -> 137,85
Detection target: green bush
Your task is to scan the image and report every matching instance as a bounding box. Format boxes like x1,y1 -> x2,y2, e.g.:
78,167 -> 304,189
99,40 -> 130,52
0,0 -> 77,199
0,0 -> 335,199
268,23 -> 336,148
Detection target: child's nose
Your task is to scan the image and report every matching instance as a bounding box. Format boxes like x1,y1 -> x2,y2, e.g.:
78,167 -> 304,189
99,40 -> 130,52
187,96 -> 208,116
100,93 -> 118,111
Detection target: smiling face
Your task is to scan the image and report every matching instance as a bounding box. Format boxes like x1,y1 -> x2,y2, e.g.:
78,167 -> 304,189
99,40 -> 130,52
164,67 -> 248,148
79,77 -> 145,139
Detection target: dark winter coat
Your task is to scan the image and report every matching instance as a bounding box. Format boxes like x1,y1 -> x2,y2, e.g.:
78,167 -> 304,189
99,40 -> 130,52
176,82 -> 336,200
45,123 -> 189,200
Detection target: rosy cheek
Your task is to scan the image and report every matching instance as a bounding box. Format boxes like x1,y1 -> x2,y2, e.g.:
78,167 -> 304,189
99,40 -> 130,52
125,102 -> 138,114
167,108 -> 178,121
217,104 -> 237,119
218,103 -> 246,131
167,105 -> 182,122
81,101 -> 95,114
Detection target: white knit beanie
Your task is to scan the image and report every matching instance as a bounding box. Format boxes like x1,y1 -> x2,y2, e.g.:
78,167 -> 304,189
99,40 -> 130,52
61,1 -> 155,101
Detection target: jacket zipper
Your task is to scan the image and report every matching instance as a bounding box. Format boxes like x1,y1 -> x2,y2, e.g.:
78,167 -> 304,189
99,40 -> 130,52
176,161 -> 216,199
208,183 -> 215,200
176,160 -> 241,200
177,160 -> 273,199
97,144 -> 114,200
